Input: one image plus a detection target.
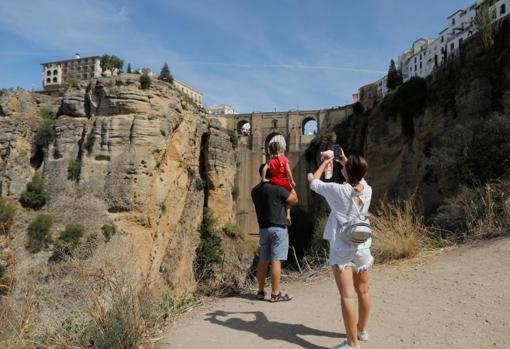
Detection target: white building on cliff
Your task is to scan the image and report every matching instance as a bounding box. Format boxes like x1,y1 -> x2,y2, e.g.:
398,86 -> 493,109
41,53 -> 101,89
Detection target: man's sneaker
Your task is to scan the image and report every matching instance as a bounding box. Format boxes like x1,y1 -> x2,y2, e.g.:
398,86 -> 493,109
357,330 -> 368,341
330,340 -> 360,349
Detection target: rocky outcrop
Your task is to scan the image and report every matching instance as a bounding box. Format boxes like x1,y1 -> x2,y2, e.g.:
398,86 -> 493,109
0,75 -> 253,322
315,20 -> 510,218
0,90 -> 58,117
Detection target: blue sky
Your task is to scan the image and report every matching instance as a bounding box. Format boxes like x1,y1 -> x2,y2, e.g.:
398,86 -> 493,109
0,0 -> 472,112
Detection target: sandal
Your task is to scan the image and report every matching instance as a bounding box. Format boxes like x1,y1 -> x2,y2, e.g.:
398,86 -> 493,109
270,292 -> 293,303
256,290 -> 266,300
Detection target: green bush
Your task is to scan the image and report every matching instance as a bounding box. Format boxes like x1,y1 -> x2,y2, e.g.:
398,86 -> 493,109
59,224 -> 84,247
465,113 -> 510,184
67,160 -> 81,182
0,198 -> 15,234
187,167 -> 195,178
39,108 -> 56,120
160,203 -> 167,213
35,118 -> 56,147
139,73 -> 151,90
27,214 -> 53,252
194,209 -> 223,281
227,129 -> 238,148
49,224 -> 85,262
101,224 -> 116,242
85,132 -> 95,154
231,186 -> 239,201
19,174 -> 48,209
385,77 -> 427,138
222,223 -> 244,239
195,178 -> 205,191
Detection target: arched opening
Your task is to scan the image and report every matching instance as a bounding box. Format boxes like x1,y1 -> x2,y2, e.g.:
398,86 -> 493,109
46,78 -> 51,83
53,69 -> 58,75
46,70 -> 51,76
236,120 -> 251,136
501,4 -> 506,15
265,132 -> 287,155
52,77 -> 57,83
302,117 -> 317,135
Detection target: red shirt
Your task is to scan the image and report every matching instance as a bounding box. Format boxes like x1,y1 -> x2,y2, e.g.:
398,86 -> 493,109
268,155 -> 289,179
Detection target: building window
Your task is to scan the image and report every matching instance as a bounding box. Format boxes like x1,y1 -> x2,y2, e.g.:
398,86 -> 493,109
46,70 -> 51,76
441,36 -> 444,43
83,74 -> 88,79
452,18 -> 455,25
420,62 -> 422,68
451,42 -> 455,50
53,77 -> 57,83
46,78 -> 51,83
502,4 -> 506,15
53,69 -> 58,75
459,38 -> 464,47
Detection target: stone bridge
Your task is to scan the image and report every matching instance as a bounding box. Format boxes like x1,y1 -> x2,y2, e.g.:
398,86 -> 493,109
216,106 -> 353,236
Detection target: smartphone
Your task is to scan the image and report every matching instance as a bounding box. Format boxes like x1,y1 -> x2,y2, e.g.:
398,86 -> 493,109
332,144 -> 341,160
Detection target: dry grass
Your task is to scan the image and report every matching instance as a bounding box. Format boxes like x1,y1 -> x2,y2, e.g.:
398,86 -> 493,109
0,258 -> 194,349
457,180 -> 510,240
371,199 -> 431,262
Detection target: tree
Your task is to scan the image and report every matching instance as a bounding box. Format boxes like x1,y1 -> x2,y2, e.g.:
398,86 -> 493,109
139,73 -> 151,90
100,54 -> 124,75
127,63 -> 132,74
387,59 -> 403,91
475,5 -> 500,49
158,62 -> 173,84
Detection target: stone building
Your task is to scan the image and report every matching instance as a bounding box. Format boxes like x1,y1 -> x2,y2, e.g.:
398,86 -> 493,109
41,54 -> 101,89
357,81 -> 379,109
206,104 -> 237,115
174,80 -> 203,107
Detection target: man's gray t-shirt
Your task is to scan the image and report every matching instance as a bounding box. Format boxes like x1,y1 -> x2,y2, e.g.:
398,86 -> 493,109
251,182 -> 290,228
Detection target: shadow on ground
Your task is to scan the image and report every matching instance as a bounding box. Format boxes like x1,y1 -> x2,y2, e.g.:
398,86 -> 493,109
205,310 -> 344,349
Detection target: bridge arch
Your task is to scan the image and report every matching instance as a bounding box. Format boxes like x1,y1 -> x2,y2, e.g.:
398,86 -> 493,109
264,132 -> 287,154
236,119 -> 251,136
302,117 -> 318,135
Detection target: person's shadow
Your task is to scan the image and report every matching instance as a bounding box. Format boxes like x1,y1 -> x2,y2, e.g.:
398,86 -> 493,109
205,310 -> 344,349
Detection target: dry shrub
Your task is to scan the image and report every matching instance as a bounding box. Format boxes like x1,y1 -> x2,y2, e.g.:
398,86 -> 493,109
371,200 -> 430,262
0,257 -> 193,349
303,215 -> 329,267
457,180 -> 510,239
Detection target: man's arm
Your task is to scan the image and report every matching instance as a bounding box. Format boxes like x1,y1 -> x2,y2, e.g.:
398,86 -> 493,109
285,188 -> 298,206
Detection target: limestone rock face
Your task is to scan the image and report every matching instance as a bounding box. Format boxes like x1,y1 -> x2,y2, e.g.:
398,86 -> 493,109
0,90 -> 59,117
206,119 -> 237,226
0,75 -> 252,321
59,89 -> 87,117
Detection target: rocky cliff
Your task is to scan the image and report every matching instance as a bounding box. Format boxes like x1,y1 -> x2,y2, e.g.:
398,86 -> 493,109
309,19 -> 510,223
0,75 -> 253,326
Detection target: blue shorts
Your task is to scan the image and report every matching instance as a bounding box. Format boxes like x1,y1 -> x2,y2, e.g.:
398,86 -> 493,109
259,226 -> 289,261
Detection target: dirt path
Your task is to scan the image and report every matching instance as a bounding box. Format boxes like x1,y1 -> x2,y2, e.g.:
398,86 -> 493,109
158,237 -> 510,349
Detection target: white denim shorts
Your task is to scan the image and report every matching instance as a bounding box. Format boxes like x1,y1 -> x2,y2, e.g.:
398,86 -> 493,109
328,247 -> 374,273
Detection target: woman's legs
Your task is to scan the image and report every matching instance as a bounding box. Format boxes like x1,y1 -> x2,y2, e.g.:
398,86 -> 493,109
332,265 -> 358,347
354,270 -> 371,333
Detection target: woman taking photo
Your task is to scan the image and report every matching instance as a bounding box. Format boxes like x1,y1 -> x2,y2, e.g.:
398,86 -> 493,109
308,149 -> 373,349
